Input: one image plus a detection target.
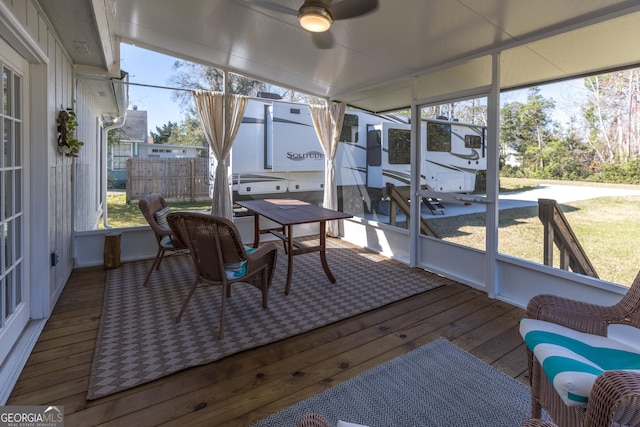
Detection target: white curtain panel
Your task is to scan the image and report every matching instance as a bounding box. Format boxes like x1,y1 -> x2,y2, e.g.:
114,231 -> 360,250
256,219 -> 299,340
310,102 -> 346,237
193,91 -> 248,220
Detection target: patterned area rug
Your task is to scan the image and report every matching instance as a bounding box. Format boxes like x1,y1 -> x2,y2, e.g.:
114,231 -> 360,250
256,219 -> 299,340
87,237 -> 443,400
252,338 -> 534,427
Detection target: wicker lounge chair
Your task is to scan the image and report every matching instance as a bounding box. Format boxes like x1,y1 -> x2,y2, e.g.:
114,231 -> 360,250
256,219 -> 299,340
520,271 -> 640,426
166,211 -> 278,339
138,193 -> 187,287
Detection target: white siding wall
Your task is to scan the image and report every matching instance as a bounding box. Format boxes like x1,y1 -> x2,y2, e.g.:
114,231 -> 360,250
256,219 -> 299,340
1,0 -> 104,308
74,82 -> 105,232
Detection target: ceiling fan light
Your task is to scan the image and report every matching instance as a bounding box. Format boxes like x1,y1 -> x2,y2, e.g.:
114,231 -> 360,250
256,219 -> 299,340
298,6 -> 333,32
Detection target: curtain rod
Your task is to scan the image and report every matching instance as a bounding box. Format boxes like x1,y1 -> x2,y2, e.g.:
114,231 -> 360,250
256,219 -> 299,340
111,78 -> 326,105
85,75 -> 332,106
111,79 -> 194,92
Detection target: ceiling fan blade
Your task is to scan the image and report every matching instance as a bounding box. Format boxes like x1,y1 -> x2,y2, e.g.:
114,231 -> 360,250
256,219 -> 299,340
329,0 -> 378,20
312,31 -> 334,49
246,0 -> 298,16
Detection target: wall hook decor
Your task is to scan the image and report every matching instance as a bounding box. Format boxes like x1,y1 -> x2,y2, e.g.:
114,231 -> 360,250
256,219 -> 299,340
57,107 -> 84,157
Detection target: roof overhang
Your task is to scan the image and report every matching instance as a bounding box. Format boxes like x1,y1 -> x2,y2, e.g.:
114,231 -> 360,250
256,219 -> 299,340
36,0 -> 640,113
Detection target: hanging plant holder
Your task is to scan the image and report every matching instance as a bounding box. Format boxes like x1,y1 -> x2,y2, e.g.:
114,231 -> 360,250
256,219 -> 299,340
57,107 -> 84,157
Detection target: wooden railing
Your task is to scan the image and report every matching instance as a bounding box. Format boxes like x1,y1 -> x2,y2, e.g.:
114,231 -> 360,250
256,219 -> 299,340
538,198 -> 598,278
386,183 -> 438,237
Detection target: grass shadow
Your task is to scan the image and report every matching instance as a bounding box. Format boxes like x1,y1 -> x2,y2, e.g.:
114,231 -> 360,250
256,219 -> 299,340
426,202 -> 582,239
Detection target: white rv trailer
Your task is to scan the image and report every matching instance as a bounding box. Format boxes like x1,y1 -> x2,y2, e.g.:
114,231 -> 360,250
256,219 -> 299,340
222,97 -> 486,215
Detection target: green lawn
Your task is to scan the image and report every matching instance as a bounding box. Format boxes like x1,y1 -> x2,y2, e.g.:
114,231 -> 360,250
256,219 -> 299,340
101,192 -> 212,229
105,180 -> 640,286
429,178 -> 640,286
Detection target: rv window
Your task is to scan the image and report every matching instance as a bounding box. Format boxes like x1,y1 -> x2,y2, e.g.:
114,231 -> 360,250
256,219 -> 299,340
465,134 -> 482,149
427,122 -> 451,152
340,114 -> 359,143
388,128 -> 410,164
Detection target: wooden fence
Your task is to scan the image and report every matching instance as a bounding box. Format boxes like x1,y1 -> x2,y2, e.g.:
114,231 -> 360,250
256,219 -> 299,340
126,157 -> 211,203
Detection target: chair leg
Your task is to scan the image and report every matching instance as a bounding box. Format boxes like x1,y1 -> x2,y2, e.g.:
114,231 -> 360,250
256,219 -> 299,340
176,278 -> 199,322
219,284 -> 227,339
143,248 -> 165,287
531,356 -> 543,418
262,271 -> 269,309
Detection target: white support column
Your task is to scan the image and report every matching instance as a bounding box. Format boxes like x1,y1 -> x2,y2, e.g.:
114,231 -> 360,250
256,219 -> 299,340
485,53 -> 501,299
409,81 -> 420,267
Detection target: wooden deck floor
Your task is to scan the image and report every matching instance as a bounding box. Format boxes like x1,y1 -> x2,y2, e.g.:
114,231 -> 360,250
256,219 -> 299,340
8,263 -> 529,426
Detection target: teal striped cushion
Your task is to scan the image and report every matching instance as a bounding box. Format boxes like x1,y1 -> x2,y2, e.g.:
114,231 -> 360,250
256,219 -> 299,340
154,207 -> 171,230
223,246 -> 257,280
520,318 -> 640,407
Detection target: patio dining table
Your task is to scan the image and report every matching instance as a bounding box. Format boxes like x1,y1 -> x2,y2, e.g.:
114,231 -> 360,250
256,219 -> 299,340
236,199 -> 353,295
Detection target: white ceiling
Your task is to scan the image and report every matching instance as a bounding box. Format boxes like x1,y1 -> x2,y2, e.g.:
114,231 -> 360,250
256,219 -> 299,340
38,0 -> 640,113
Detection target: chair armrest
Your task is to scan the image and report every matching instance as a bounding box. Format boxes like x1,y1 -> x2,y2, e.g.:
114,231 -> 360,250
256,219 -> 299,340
584,370 -> 640,427
244,242 -> 278,287
246,242 -> 279,262
526,294 -> 620,335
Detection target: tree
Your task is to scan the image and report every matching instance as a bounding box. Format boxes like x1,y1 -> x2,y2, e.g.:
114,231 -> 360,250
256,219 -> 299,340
499,88 -> 556,174
582,70 -> 640,163
150,122 -> 179,144
149,114 -> 207,148
450,98 -> 488,126
168,60 -> 316,109
168,113 -> 207,147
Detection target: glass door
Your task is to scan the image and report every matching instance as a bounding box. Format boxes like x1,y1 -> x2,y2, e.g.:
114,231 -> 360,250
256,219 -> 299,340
0,52 -> 27,366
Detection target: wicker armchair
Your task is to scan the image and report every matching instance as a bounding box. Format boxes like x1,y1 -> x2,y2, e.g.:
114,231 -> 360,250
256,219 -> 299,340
138,193 -> 187,287
522,271 -> 640,427
296,413 -> 330,427
521,420 -> 558,427
166,211 -> 278,339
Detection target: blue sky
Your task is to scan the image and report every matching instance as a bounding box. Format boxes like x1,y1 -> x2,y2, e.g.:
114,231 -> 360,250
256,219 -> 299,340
120,43 -> 186,133
120,43 -> 586,134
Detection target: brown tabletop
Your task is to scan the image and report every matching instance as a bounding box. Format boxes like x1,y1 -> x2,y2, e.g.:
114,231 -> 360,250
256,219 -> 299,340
236,199 -> 352,294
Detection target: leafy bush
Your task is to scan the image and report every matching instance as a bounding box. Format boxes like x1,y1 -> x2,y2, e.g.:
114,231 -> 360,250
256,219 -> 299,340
589,159 -> 640,184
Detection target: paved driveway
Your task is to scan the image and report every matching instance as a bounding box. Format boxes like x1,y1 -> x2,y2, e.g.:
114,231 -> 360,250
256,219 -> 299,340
425,183 -> 640,218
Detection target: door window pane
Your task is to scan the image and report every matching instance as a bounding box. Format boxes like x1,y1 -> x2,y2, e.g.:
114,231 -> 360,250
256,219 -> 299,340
0,60 -> 22,330
421,98 -> 489,245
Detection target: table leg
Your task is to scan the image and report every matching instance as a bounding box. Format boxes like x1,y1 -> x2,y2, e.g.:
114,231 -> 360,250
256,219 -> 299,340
284,224 -> 294,295
251,212 -> 260,248
319,222 -> 336,283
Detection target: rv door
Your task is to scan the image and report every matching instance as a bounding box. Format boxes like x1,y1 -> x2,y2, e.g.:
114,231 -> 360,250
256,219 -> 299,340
366,126 -> 383,188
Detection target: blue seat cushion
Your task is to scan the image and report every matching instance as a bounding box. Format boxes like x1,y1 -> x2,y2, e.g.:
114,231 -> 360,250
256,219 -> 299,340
520,318 -> 640,407
159,235 -> 174,248
224,246 -> 256,280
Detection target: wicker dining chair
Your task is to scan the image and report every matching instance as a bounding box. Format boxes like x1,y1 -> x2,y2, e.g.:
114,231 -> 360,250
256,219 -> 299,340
166,211 -> 278,339
520,270 -> 640,427
138,193 -> 188,287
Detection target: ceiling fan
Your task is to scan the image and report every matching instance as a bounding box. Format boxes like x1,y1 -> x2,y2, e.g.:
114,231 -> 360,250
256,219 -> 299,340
249,0 -> 379,47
